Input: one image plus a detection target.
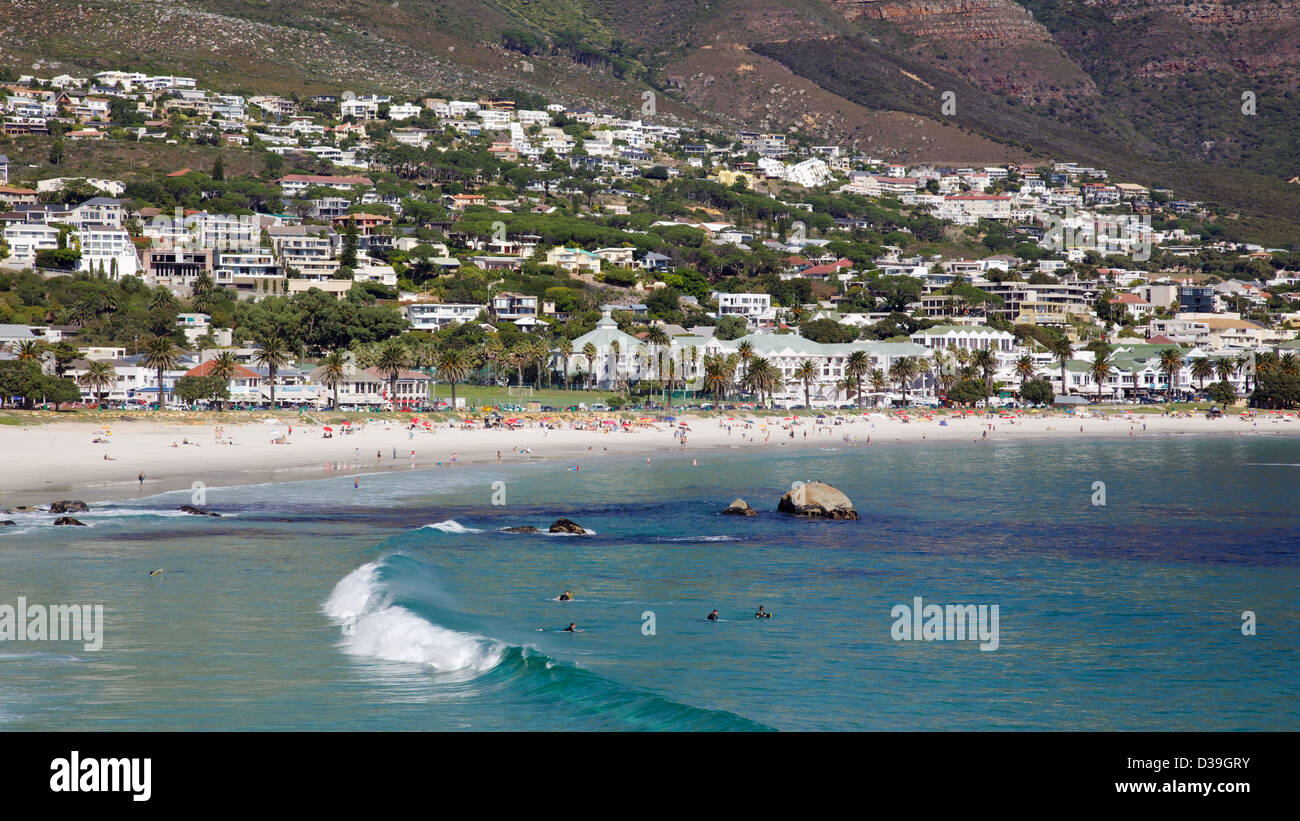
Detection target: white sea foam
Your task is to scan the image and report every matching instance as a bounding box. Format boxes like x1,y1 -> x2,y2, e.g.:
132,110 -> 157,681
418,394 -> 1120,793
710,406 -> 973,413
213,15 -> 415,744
655,535 -> 737,543
323,562 -> 504,676
543,528 -> 597,536
422,519 -> 482,533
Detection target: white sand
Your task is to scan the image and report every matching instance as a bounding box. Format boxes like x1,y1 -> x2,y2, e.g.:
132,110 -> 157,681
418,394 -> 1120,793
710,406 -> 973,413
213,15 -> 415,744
1,409 -> 1295,507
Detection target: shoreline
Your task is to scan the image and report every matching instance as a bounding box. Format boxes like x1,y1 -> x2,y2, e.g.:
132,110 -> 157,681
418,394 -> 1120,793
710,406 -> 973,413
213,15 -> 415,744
3,411 -> 1298,508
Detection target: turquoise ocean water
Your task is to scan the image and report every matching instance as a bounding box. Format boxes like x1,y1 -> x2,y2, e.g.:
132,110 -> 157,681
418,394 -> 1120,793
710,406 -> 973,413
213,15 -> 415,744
1,436 -> 1297,730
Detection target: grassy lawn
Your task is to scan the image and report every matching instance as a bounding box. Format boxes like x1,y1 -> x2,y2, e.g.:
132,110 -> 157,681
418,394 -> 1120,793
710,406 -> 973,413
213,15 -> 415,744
436,384 -> 620,408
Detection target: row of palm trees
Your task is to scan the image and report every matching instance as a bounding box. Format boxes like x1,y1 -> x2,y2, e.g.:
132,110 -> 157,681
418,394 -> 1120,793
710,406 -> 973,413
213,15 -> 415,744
62,323 -> 1299,412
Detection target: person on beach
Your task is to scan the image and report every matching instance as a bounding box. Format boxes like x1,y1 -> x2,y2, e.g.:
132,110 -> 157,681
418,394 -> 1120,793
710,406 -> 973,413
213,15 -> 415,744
138,472 -> 145,489
377,450 -> 382,462
354,476 -> 359,489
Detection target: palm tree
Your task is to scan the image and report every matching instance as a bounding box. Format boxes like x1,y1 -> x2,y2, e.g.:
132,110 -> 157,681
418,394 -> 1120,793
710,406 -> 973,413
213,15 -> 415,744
532,337 -> 551,392
635,345 -> 649,387
608,339 -> 621,392
67,299 -> 97,328
149,287 -> 177,313
1256,351 -> 1279,378
970,348 -> 997,405
252,335 -> 292,410
318,350 -> 348,411
889,356 -> 919,408
581,342 -> 597,390
208,350 -> 242,411
1280,352 -> 1299,377
836,376 -> 856,406
376,338 -> 409,409
13,339 -> 40,361
141,336 -> 179,410
481,335 -> 506,387
1214,357 -> 1237,396
928,349 -> 947,399
1190,357 -> 1215,395
78,360 -> 116,408
192,271 -> 215,297
509,345 -> 530,389
1157,347 -> 1184,403
556,338 -> 573,389
793,359 -> 818,409
845,350 -> 871,410
1089,350 -> 1113,404
1048,334 -> 1075,396
736,339 -> 755,384
434,347 -> 474,410
1015,354 -> 1037,386
869,368 -> 886,408
741,356 -> 777,407
646,326 -> 669,381
702,353 -> 736,401
1237,352 -> 1254,394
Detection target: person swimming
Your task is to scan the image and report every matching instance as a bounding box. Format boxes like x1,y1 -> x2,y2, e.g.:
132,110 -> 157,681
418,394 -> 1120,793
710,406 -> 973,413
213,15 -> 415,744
563,622 -> 577,632
755,606 -> 771,619
707,609 -> 719,621
558,591 -> 573,601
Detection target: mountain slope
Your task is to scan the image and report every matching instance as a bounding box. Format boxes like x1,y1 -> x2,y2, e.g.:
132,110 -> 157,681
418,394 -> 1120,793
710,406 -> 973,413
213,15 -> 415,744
3,0 -> 1298,231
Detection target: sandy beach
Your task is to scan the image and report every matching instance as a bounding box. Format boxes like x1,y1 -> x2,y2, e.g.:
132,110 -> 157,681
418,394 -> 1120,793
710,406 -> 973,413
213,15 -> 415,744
1,409 -> 1297,507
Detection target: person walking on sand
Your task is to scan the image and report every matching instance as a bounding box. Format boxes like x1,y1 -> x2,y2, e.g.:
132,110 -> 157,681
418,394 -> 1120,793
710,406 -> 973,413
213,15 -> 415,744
138,472 -> 145,489
377,449 -> 382,462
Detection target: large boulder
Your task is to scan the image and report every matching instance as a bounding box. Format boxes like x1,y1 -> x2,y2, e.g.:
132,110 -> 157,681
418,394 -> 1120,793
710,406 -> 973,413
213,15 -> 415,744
50,500 -> 89,514
548,518 -> 587,534
11,506 -> 40,513
179,505 -> 221,517
721,498 -> 757,517
53,516 -> 87,526
777,482 -> 858,520
502,525 -> 540,534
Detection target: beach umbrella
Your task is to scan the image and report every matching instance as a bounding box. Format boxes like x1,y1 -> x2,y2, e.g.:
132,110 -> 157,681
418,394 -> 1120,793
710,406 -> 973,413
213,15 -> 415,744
323,426 -> 333,432
664,416 -> 677,422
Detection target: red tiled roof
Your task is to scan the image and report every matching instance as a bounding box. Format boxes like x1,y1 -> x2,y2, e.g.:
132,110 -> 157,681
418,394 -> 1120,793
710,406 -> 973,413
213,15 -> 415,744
185,359 -> 260,379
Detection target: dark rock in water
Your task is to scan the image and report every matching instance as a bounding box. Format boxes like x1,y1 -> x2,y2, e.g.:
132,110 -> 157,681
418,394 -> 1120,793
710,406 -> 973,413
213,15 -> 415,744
53,516 -> 86,526
50,500 -> 89,514
548,518 -> 587,534
721,498 -> 757,516
179,505 -> 221,517
12,505 -> 40,513
777,482 -> 858,520
502,525 -> 540,534
0,520 -> 15,526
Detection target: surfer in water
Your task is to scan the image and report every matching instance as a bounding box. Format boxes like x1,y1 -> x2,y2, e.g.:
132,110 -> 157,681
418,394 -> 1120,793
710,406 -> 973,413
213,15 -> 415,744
755,605 -> 771,619
707,609 -> 719,621
563,622 -> 578,632
558,591 -> 573,601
